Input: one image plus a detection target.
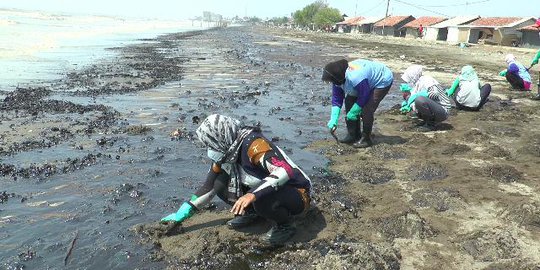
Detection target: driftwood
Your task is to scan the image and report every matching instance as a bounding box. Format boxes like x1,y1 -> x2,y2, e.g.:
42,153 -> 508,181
64,230 -> 79,266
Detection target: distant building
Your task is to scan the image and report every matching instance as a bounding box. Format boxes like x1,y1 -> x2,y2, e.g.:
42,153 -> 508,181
354,16 -> 385,34
373,16 -> 415,37
336,16 -> 364,33
426,16 -> 480,42
518,24 -> 540,47
402,16 -> 447,39
461,17 -> 537,46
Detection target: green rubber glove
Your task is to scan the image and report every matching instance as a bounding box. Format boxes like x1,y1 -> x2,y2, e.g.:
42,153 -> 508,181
400,105 -> 412,113
401,100 -> 407,107
499,70 -> 507,77
161,196 -> 197,223
446,78 -> 460,97
327,106 -> 341,130
406,91 -> 429,107
346,103 -> 362,121
531,51 -> 540,66
400,83 -> 412,92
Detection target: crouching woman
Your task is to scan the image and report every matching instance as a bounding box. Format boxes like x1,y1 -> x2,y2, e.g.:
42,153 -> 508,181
161,114 -> 312,246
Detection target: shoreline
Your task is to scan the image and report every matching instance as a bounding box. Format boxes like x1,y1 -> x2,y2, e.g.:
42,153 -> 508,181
1,25 -> 540,269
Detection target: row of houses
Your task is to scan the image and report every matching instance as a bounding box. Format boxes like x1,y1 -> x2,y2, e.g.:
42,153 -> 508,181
335,15 -> 540,47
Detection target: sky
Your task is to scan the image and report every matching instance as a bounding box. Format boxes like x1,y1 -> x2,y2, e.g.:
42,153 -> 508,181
0,0 -> 537,20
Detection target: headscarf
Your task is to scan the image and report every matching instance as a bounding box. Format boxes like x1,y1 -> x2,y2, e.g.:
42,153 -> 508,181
505,54 -> 516,64
401,65 -> 423,86
196,114 -> 256,164
196,114 -> 258,198
459,65 -> 479,82
322,59 -> 348,85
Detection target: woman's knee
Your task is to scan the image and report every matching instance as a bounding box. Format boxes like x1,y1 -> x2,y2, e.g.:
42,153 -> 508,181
213,172 -> 230,197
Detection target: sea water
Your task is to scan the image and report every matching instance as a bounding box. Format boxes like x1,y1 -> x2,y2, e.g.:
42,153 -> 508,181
0,8 -> 212,90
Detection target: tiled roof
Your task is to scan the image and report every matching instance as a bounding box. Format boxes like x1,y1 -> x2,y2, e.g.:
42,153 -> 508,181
430,16 -> 480,28
337,16 -> 365,25
403,16 -> 447,28
374,16 -> 414,27
470,17 -> 523,27
518,24 -> 540,31
357,16 -> 385,25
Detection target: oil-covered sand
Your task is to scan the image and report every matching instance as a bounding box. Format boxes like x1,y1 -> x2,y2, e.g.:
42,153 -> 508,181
2,26 -> 540,269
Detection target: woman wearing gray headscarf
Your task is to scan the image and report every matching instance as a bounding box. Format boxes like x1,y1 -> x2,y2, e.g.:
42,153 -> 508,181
446,65 -> 491,111
161,114 -> 312,246
400,65 -> 452,131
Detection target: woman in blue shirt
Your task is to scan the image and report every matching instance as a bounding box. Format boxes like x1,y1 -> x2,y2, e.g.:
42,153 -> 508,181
322,59 -> 393,148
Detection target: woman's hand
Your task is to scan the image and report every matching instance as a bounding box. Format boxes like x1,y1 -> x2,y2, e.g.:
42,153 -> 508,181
231,193 -> 256,215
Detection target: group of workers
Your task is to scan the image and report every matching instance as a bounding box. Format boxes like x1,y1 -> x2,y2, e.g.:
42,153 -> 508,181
159,27 -> 540,247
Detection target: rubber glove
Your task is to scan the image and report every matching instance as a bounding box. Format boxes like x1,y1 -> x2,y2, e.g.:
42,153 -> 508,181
531,51 -> 540,66
406,91 -> 429,107
327,106 -> 340,130
161,196 -> 197,223
346,103 -> 362,121
401,100 -> 408,107
499,70 -> 507,77
400,105 -> 412,113
400,83 -> 412,92
446,78 -> 460,97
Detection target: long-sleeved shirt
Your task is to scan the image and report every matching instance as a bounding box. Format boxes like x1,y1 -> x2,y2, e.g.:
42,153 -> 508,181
447,77 -> 482,108
507,61 -> 531,83
190,132 -> 311,209
331,59 -> 393,109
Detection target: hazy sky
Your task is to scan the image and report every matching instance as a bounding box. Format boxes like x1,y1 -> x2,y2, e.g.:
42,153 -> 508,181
1,0 -> 537,20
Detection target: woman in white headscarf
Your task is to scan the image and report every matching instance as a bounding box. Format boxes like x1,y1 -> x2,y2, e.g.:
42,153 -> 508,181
446,65 -> 491,111
399,65 -> 452,130
161,114 -> 312,246
499,54 -> 532,91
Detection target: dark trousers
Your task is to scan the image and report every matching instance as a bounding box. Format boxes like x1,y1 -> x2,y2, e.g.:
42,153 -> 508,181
506,72 -> 524,89
253,186 -> 305,225
415,96 -> 448,123
214,172 -> 304,225
344,84 -> 391,134
455,84 -> 491,111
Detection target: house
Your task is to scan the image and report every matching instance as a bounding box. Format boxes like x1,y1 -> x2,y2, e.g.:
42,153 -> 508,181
354,16 -> 385,34
336,16 -> 364,33
426,16 -> 480,42
518,24 -> 540,47
373,16 -> 415,37
402,16 -> 447,39
462,17 -> 537,46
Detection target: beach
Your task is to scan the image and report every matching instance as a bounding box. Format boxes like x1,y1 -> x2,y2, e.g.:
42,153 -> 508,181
1,25 -> 540,269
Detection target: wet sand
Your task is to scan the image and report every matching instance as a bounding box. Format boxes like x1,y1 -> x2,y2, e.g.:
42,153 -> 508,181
2,26 -> 540,269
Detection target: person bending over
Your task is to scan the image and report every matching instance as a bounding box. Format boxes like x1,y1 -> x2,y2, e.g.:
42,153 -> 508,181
161,114 -> 312,246
400,65 -> 452,131
322,59 -> 393,148
499,54 -> 532,91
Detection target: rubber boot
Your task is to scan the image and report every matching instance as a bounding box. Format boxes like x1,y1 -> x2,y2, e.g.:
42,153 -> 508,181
532,81 -> 540,100
226,207 -> 260,229
261,222 -> 296,246
339,119 -> 361,144
353,126 -> 373,148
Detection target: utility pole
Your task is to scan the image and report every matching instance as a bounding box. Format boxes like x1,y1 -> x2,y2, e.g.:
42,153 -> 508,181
383,0 -> 390,35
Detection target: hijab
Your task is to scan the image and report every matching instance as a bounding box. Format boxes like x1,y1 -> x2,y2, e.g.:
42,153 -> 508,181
401,65 -> 423,86
196,114 -> 257,164
196,114 -> 258,198
459,65 -> 479,82
322,59 -> 348,85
